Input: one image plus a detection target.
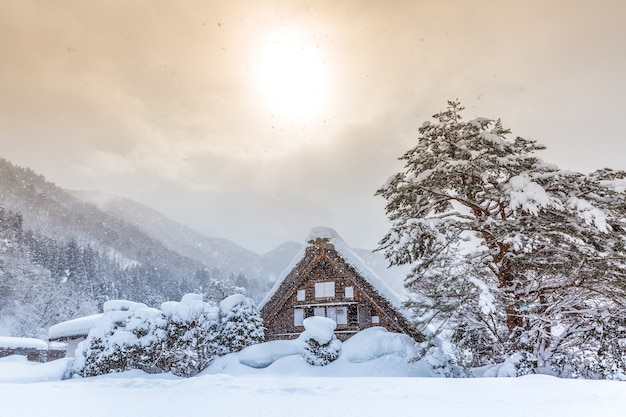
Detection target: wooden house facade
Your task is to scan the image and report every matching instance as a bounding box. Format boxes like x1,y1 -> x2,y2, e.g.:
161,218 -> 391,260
259,227 -> 421,342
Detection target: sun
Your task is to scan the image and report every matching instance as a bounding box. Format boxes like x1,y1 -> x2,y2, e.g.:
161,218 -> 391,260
255,28 -> 328,121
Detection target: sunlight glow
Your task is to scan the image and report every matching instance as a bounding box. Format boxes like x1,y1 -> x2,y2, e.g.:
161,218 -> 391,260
255,28 -> 328,121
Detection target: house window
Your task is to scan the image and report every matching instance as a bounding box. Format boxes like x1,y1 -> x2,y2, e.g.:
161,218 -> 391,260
371,315 -> 380,324
297,289 -> 306,301
314,307 -> 326,317
336,306 -> 348,325
327,307 -> 337,322
344,286 -> 354,299
315,281 -> 335,298
294,308 -> 304,326
348,305 -> 358,325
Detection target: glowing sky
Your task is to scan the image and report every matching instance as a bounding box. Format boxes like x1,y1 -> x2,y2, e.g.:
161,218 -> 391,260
1,0 -> 625,253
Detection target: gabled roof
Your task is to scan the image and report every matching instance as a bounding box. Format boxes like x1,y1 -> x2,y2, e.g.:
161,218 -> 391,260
258,227 -> 410,318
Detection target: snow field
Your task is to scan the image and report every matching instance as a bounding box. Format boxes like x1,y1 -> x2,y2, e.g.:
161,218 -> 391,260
1,371 -> 625,417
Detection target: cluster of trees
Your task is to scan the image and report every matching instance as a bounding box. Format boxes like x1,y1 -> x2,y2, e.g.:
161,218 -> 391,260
0,206 -> 251,338
378,101 -> 626,379
74,293 -> 264,377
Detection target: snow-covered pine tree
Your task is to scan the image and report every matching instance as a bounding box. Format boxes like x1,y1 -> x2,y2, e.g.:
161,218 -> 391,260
158,294 -> 221,377
376,100 -> 626,377
74,300 -> 159,377
218,294 -> 265,355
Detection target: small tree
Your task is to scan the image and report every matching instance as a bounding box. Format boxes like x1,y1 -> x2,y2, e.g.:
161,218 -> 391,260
299,317 -> 342,366
377,100 -> 626,376
158,294 -> 221,377
218,294 -> 265,355
75,300 -> 163,377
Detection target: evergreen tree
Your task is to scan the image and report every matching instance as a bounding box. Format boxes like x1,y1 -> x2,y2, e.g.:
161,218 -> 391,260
298,317 -> 342,366
157,294 -> 221,377
376,101 -> 626,376
218,294 -> 265,355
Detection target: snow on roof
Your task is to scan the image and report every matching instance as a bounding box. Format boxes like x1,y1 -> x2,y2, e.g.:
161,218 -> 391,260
258,227 -> 408,315
0,336 -> 48,350
48,314 -> 104,340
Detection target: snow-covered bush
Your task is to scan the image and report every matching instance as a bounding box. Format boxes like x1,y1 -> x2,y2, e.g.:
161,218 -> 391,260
157,294 -> 221,377
299,317 -> 342,366
218,294 -> 265,355
482,351 -> 538,378
74,300 -> 163,377
74,293 -> 264,378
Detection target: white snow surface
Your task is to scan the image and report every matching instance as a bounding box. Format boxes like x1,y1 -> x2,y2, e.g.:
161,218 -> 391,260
1,353 -> 625,416
258,227 -> 408,317
0,336 -> 48,350
219,293 -> 253,314
48,314 -> 104,340
161,293 -> 218,321
567,196 -> 609,232
506,174 -> 558,215
300,316 -> 336,344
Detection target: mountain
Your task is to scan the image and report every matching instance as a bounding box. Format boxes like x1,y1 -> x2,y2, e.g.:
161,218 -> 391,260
0,157 -> 407,337
70,190 -> 261,274
0,158 -> 202,278
68,190 -> 304,291
69,190 -> 408,292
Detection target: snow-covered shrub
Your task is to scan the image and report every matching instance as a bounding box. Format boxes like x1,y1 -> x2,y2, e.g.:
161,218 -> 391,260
74,300 -> 162,377
218,294 -> 264,355
299,317 -> 342,366
73,293 -> 265,378
413,330 -> 466,378
158,294 -> 220,377
482,351 -> 538,378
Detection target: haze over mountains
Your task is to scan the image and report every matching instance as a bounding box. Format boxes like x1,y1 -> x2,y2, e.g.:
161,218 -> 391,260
0,157 -> 405,337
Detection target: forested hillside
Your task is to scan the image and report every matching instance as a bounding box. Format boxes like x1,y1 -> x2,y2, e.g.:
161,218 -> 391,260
0,158 -> 400,339
0,159 -> 254,337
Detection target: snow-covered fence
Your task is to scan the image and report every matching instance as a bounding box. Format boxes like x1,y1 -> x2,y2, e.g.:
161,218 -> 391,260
0,336 -> 63,363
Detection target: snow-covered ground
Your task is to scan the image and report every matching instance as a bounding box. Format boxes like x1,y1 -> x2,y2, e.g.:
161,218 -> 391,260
2,348 -> 625,417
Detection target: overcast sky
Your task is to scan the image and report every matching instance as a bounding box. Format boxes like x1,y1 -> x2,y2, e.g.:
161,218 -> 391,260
1,0 -> 625,253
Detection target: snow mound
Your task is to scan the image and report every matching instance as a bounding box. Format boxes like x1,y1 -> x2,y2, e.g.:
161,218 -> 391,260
0,355 -> 72,383
161,293 -> 218,321
238,340 -> 302,369
306,226 -> 344,243
104,299 -> 148,313
49,314 -> 104,340
300,316 -> 336,344
342,327 -> 419,363
219,293 -> 252,314
0,336 -> 48,350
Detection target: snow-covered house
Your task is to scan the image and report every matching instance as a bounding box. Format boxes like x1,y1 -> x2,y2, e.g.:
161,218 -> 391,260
48,313 -> 103,358
258,227 -> 421,342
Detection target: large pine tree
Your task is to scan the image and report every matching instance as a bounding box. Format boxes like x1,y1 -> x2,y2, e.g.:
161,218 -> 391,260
377,101 -> 626,378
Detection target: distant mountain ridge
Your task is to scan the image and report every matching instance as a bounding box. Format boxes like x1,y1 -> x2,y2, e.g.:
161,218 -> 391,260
0,157 -> 406,303
0,158 -> 202,279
